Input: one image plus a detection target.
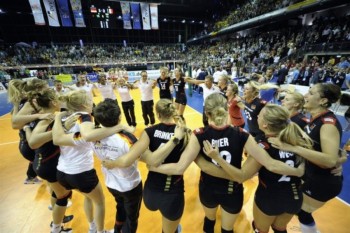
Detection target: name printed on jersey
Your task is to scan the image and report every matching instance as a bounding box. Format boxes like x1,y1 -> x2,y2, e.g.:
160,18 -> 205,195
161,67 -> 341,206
322,117 -> 336,125
154,130 -> 174,140
210,138 -> 229,148
279,150 -> 294,159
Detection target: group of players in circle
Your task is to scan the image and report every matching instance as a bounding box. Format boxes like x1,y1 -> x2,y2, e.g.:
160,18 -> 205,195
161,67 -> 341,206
7,65 -> 347,233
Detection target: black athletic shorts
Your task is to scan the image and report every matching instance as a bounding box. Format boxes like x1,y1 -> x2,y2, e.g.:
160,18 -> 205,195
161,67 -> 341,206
175,95 -> 187,105
57,169 -> 99,193
143,183 -> 184,221
33,155 -> 59,183
199,180 -> 243,214
254,183 -> 303,215
302,176 -> 343,202
19,140 -> 35,162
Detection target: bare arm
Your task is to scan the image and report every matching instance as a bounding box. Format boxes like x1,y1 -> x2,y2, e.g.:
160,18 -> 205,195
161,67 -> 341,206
102,131 -> 150,168
194,155 -> 229,179
141,125 -> 187,166
268,124 -> 340,168
52,113 -> 76,146
184,77 -> 205,85
147,133 -> 200,175
202,140 -> 261,183
11,102 -> 53,129
245,136 -> 304,177
79,121 -> 132,142
25,120 -> 53,149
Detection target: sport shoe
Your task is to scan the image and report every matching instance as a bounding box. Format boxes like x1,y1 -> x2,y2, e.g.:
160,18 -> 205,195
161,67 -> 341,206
24,177 -> 42,184
50,215 -> 74,227
49,200 -> 72,211
51,226 -> 72,233
176,224 -> 182,233
88,225 -> 97,233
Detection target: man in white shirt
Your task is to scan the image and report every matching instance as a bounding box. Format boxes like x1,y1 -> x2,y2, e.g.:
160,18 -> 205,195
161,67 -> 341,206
135,70 -> 156,127
185,75 -> 220,126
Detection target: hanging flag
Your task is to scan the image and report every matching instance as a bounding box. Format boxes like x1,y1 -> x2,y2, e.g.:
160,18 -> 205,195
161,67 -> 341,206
120,1 -> 132,29
150,3 -> 159,30
130,3 -> 141,30
140,2 -> 151,30
70,0 -> 86,27
56,0 -> 73,27
28,0 -> 46,25
42,0 -> 60,27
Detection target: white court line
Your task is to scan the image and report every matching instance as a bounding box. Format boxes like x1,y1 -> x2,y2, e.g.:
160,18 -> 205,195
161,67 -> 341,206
0,141 -> 19,146
336,196 -> 350,207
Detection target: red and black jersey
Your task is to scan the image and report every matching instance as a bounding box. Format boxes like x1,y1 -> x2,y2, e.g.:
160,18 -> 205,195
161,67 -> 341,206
304,111 -> 343,178
255,134 -> 301,190
144,123 -> 185,193
32,120 -> 60,162
194,125 -> 248,193
243,97 -> 266,136
290,112 -> 309,130
157,76 -> 172,99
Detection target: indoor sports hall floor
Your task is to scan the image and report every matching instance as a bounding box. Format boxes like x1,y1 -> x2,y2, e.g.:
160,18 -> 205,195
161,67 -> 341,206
0,87 -> 349,233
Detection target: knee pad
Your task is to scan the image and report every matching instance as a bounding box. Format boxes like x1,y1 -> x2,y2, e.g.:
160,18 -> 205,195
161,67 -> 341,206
298,209 -> 315,225
56,191 -> 72,207
272,226 -> 287,233
221,228 -> 233,233
203,217 -> 216,233
252,221 -> 268,233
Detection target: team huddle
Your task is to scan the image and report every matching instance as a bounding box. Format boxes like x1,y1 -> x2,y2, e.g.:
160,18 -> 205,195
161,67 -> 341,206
7,66 -> 346,233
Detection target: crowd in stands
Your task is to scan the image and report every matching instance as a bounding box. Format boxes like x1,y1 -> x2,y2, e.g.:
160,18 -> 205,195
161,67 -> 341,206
212,0 -> 304,31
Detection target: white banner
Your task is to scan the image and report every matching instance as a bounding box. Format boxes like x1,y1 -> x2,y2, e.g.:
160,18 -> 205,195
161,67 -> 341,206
140,2 -> 151,30
28,0 -> 46,25
150,3 -> 159,30
43,0 -> 60,27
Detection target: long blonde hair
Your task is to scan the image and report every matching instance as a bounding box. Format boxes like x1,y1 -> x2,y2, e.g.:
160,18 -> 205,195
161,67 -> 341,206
155,99 -> 190,149
59,90 -> 90,112
204,93 -> 228,126
262,104 -> 313,161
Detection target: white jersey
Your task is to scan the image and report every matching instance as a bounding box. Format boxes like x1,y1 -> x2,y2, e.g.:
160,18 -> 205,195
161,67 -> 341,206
93,133 -> 141,192
137,80 -> 154,101
199,83 -> 220,106
95,82 -> 117,100
77,83 -> 95,98
117,86 -> 132,102
57,122 -> 94,175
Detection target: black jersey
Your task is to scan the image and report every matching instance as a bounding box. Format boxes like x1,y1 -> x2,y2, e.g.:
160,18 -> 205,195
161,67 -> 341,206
194,125 -> 249,193
157,76 -> 172,99
32,120 -> 60,162
304,111 -> 343,179
173,77 -> 186,99
290,112 -> 309,129
243,97 -> 266,137
144,123 -> 185,193
255,134 -> 301,190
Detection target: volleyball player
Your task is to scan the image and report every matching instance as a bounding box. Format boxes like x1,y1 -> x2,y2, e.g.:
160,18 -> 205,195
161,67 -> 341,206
8,79 -> 52,184
202,104 -> 312,233
23,89 -> 73,233
269,83 -> 345,233
102,99 -> 189,233
147,94 -> 303,233
173,68 -> 187,120
157,67 -> 173,100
